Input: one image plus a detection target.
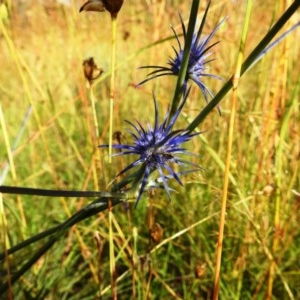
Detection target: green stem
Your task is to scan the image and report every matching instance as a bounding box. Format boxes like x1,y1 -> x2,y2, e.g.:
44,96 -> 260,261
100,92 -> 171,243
167,0 -> 200,124
109,16 -> 117,163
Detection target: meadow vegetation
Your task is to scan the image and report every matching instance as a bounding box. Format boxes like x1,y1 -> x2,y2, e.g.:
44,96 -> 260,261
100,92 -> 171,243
0,0 -> 299,299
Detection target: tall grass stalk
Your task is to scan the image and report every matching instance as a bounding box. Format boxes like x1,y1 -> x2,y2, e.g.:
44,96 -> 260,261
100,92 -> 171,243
132,226 -> 139,299
108,16 -> 118,163
0,194 -> 12,300
0,102 -> 16,193
213,2 -> 252,299
267,4 -> 293,297
108,200 -> 117,299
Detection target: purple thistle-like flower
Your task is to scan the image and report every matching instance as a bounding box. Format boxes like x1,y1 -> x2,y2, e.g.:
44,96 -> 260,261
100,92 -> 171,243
100,90 -> 201,207
137,3 -> 225,103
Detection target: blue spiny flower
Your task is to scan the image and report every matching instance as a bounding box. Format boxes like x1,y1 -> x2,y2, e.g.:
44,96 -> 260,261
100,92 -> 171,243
100,89 -> 201,207
137,2 -> 225,103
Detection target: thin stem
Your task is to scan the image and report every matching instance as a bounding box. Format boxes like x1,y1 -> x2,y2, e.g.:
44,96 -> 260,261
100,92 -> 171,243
88,81 -> 102,189
0,192 -> 12,299
132,227 -> 141,298
0,102 -> 14,295
213,1 -> 252,299
108,201 -> 117,299
0,185 -> 125,198
109,16 -> 117,163
89,83 -> 100,139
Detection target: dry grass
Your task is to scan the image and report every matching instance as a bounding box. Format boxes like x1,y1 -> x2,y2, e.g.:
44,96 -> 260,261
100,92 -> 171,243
0,0 -> 300,299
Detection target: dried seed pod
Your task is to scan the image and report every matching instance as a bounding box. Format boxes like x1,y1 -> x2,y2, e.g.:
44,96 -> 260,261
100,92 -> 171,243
83,57 -> 103,84
80,0 -> 124,17
79,0 -> 105,12
195,263 -> 206,278
103,0 -> 123,17
150,223 -> 163,244
261,184 -> 275,197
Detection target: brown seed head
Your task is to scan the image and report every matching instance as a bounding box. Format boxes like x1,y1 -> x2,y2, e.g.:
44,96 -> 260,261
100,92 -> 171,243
195,263 -> 206,278
83,57 -> 103,84
150,223 -> 163,244
79,0 -> 105,13
80,0 -> 124,17
103,0 -> 124,17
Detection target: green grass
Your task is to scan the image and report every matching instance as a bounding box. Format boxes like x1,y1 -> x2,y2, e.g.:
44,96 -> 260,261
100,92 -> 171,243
1,0 -> 300,299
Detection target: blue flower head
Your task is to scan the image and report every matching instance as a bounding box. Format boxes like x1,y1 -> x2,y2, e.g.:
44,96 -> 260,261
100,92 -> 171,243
137,3 -> 225,103
100,90 -> 201,207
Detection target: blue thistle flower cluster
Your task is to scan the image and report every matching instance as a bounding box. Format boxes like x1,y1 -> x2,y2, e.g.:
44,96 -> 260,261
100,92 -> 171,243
138,3 -> 225,102
101,89 -> 201,207
101,3 -> 226,206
